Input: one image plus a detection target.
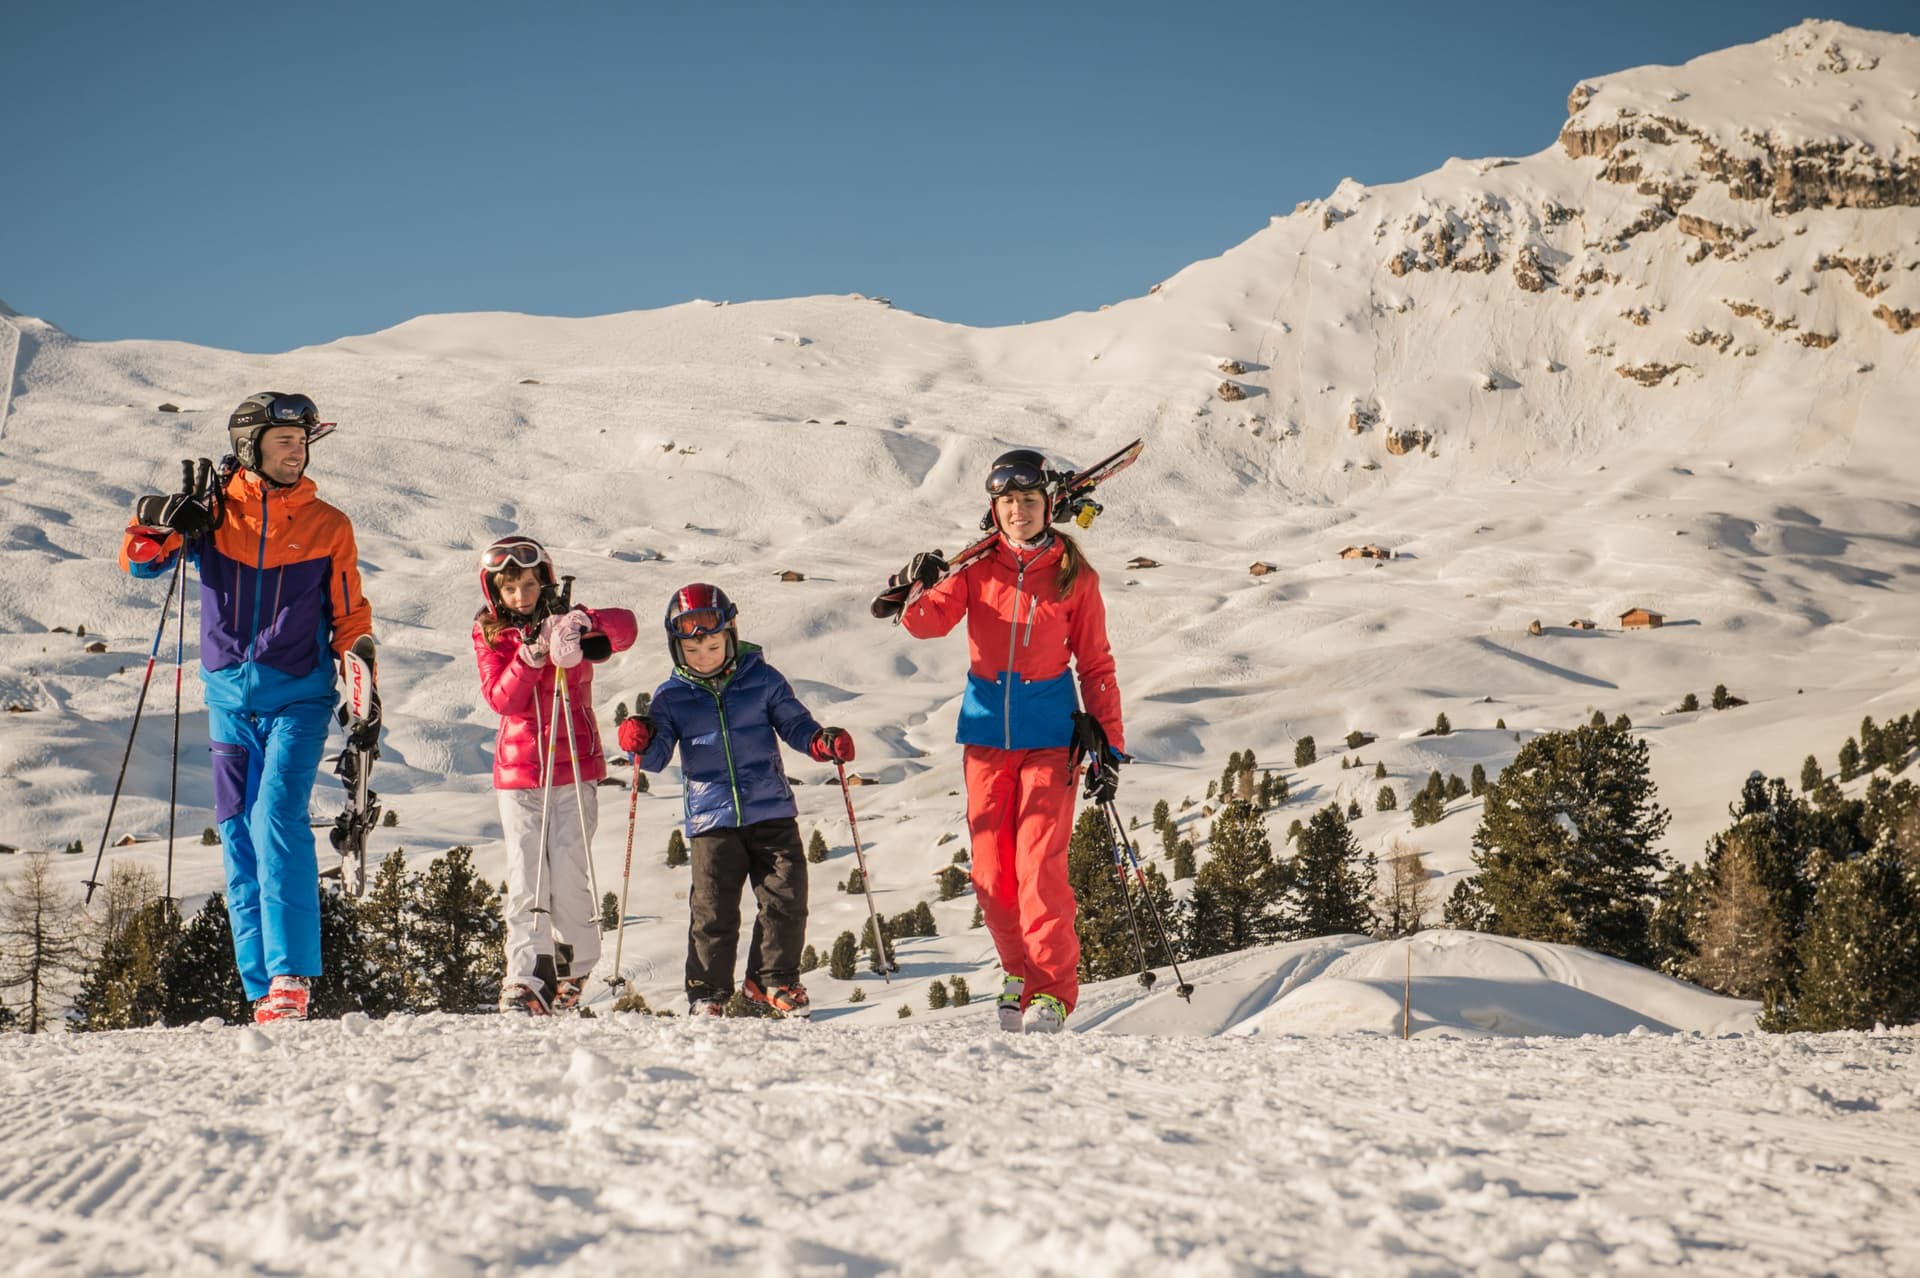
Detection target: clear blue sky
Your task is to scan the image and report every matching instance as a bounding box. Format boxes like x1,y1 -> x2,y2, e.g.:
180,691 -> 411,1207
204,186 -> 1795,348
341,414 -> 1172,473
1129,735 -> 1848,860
3,2 -> 1912,352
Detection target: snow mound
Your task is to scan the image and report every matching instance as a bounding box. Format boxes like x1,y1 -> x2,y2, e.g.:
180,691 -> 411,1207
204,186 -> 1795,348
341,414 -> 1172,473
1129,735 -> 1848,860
1080,930 -> 1758,1039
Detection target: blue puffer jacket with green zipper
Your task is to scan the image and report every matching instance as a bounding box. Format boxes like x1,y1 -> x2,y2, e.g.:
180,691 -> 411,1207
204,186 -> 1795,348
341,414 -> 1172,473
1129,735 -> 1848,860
638,644 -> 823,838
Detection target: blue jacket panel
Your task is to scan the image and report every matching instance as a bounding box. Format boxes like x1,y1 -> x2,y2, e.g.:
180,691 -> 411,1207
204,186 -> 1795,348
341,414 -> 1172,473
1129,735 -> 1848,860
958,669 -> 1078,750
638,646 -> 823,838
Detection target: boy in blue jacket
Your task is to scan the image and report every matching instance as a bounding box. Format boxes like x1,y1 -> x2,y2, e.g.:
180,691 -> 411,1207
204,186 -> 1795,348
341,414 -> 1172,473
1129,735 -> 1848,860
618,584 -> 854,1017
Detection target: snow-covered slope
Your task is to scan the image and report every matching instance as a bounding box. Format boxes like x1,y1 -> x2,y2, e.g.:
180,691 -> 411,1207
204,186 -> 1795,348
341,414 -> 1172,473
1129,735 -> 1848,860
0,21 -> 1916,1031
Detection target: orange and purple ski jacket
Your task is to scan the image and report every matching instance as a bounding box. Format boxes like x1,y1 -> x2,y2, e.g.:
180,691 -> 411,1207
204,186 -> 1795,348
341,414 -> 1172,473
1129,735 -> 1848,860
120,469 -> 372,713
902,534 -> 1125,752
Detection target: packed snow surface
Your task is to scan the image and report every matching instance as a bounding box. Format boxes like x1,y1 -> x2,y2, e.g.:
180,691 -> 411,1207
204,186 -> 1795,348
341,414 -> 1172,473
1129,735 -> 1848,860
1,989 -> 1914,1276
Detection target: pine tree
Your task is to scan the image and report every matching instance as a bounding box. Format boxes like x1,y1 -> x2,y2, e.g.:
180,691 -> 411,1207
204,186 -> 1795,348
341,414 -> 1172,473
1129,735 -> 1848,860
1433,713 -> 1451,736
310,886 -> 373,1020
970,903 -> 984,929
896,1004 -> 912,1018
357,848 -> 418,1016
829,930 -> 857,980
666,829 -> 689,867
937,865 -> 968,901
950,975 -> 971,1006
412,846 -> 505,1014
1152,799 -> 1170,831
1346,797 -> 1363,821
1191,801 -> 1284,953
1470,763 -> 1487,797
844,866 -> 866,894
1441,879 -> 1490,931
1423,771 -> 1444,800
1294,737 -> 1316,767
614,701 -> 629,725
1613,713 -> 1632,732
1286,819 -> 1303,843
1268,773 -> 1290,805
1172,838 -> 1196,880
1236,769 -> 1256,804
1764,849 -> 1920,1031
600,891 -> 620,933
1376,786 -> 1398,812
1446,773 -> 1468,801
1374,762 -> 1387,780
927,979 -> 950,1010
73,892 -> 179,1032
1069,807 -> 1135,980
1408,790 -> 1444,828
1283,804 -> 1377,939
161,894 -> 250,1025
799,943 -> 819,973
1466,721 -> 1671,963
1713,684 -> 1733,711
1800,755 -> 1822,793
912,901 -> 936,937
0,853 -> 87,1033
1678,692 -> 1699,712
807,828 -> 830,863
1589,709 -> 1607,728
1495,718 -> 1507,730
201,827 -> 219,846
1839,737 -> 1862,782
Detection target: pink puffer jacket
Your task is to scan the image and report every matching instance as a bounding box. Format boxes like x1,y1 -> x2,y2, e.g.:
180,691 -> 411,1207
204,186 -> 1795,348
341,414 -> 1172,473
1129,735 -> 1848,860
473,607 -> 640,790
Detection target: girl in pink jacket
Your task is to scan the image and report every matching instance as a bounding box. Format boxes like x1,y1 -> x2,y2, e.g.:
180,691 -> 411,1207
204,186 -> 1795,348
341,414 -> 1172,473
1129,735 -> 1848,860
472,536 -> 638,1015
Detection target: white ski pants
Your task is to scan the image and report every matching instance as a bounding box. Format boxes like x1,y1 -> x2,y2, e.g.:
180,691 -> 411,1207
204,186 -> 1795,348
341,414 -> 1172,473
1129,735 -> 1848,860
499,784 -> 602,988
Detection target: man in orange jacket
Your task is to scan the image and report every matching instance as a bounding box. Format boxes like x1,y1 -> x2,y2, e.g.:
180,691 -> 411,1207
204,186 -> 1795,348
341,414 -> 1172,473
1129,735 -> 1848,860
121,392 -> 373,1023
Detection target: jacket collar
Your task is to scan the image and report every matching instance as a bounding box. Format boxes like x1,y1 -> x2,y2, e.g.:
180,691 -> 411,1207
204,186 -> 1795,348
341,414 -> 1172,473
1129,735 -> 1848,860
226,468 -> 318,511
674,641 -> 763,692
993,530 -> 1062,574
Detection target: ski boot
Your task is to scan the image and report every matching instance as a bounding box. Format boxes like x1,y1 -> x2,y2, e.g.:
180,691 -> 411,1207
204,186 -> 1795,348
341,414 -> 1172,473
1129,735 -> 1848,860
253,976 -> 310,1024
688,998 -> 726,1018
745,977 -> 811,1020
996,975 -> 1026,1033
500,982 -> 552,1017
550,977 -> 587,1014
1023,992 -> 1068,1035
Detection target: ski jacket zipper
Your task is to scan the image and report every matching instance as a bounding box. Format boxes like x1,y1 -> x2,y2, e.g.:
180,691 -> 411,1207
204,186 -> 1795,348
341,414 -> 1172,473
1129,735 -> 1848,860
1003,555 -> 1029,750
707,685 -> 745,825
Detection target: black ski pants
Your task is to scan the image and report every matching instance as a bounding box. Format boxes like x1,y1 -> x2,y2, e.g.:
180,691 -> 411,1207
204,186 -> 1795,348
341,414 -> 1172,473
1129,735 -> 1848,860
685,816 -> 809,1002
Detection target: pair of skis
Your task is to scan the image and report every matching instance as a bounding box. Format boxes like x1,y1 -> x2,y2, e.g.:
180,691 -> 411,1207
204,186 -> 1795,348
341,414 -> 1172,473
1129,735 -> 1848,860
869,437 -> 1145,620
330,636 -> 382,896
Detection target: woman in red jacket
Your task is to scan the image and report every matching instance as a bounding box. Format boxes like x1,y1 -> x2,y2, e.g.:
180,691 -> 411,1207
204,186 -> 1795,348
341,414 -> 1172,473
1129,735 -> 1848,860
891,450 -> 1125,1034
473,536 -> 638,1015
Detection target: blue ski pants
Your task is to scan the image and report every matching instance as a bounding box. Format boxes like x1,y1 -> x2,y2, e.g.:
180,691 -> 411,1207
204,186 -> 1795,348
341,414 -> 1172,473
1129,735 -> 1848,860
209,698 -> 334,1000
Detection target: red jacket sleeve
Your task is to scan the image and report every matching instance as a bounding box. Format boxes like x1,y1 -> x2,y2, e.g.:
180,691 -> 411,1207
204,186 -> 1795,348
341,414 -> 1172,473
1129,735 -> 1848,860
901,564 -> 970,639
1068,568 -> 1125,754
474,624 -> 541,716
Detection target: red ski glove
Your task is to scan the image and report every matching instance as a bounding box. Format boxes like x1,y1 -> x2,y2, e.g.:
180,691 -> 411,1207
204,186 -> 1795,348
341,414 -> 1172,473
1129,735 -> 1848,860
618,717 -> 653,754
809,727 -> 855,763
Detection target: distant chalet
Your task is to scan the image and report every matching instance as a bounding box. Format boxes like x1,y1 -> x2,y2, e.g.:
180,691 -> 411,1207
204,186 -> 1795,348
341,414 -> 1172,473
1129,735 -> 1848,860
1339,545 -> 1393,561
1249,562 -> 1279,577
1619,608 -> 1665,630
1126,556 -> 1161,570
776,570 -> 806,583
1569,618 -> 1597,630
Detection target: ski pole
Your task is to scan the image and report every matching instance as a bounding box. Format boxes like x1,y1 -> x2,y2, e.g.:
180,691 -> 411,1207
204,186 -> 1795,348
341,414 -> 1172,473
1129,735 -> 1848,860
1102,798 -> 1195,1000
84,547 -> 185,904
606,693 -> 651,993
836,760 -> 895,980
164,547 -> 189,902
1105,811 -> 1154,990
530,671 -> 565,922
554,665 -> 604,907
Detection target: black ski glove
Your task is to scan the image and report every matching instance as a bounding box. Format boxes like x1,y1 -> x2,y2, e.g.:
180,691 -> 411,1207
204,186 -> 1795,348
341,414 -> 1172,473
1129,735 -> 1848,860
1071,712 -> 1122,803
133,492 -> 215,538
1084,756 -> 1120,805
901,550 -> 947,589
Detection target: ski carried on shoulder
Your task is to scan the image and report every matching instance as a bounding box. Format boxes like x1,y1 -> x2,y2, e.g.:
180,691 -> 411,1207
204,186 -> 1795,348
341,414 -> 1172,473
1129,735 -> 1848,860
870,437 -> 1144,620
329,636 -> 381,896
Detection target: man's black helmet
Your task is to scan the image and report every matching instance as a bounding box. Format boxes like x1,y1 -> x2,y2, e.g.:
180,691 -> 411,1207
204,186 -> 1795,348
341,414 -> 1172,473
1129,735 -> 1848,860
227,392 -> 322,475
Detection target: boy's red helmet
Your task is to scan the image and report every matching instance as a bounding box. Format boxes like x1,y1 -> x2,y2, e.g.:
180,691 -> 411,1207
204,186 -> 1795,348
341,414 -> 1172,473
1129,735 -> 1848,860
478,536 -> 555,619
665,583 -> 739,672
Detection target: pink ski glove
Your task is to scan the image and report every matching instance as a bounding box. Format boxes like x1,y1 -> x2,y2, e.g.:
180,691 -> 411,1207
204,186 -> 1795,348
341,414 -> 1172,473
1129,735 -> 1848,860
549,607 -> 594,669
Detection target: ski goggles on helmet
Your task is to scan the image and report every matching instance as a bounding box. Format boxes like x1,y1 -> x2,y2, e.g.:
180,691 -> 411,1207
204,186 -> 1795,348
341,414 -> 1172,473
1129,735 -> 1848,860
668,608 -> 732,637
263,393 -> 320,427
986,459 -> 1050,497
479,539 -> 551,574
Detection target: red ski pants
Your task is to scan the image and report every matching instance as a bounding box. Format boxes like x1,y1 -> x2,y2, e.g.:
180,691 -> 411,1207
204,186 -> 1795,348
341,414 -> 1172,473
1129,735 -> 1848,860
964,745 -> 1079,1013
